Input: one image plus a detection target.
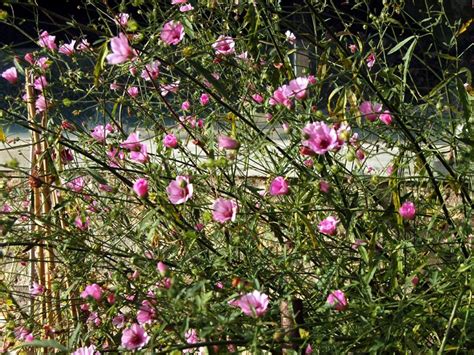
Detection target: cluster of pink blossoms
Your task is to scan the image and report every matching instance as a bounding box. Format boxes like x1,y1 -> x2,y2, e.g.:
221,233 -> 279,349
269,75 -> 316,109
1,31 -> 89,112
359,101 -> 392,125
120,132 -> 149,164
91,129 -> 149,166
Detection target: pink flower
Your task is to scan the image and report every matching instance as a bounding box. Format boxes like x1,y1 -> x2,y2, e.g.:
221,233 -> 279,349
130,66 -> 138,79
91,124 -> 114,142
38,31 -> 57,50
303,158 -> 314,168
127,86 -> 139,97
359,101 -> 382,122
35,57 -> 50,70
137,300 -> 156,324
327,290 -> 348,311
67,176 -> 85,192
180,4 -> 194,12
121,324 -> 150,350
87,312 -> 101,327
14,327 -> 34,342
318,216 -> 338,236
115,13 -> 129,26
112,314 -> 126,328
178,102 -> 190,114
121,132 -> 141,151
163,133 -> 178,148
230,290 -> 269,317
355,148 -> 365,161
212,198 -> 238,223
212,36 -> 235,56
129,143 -> 148,164
386,165 -> 395,175
160,80 -> 180,96
1,203 -> 12,213
302,122 -> 339,155
166,176 -> 193,205
161,20 -> 185,45
185,328 -> 199,344
107,147 -> 125,167
269,176 -> 289,196
349,44 -> 358,53
288,77 -> 309,100
157,261 -> 168,275
218,135 -> 240,150
30,282 -> 45,297
366,52 -> 376,68
106,33 -> 136,65
75,216 -> 90,231
24,52 -> 35,64
140,60 -> 160,81
77,39 -> 91,52
282,122 -> 291,133
35,95 -> 48,112
379,110 -> 392,125
399,201 -> 416,220
1,67 -> 18,84
171,0 -> 187,3
200,93 -> 210,106
159,277 -> 172,289
251,93 -> 264,104
72,345 -> 99,355
110,82 -> 120,90
285,30 -> 296,45
133,178 -> 149,198
236,51 -> 249,61
269,86 -> 292,109
58,40 -> 76,56
33,76 -> 48,91
80,283 -> 103,301
319,180 -> 330,193
184,329 -> 203,353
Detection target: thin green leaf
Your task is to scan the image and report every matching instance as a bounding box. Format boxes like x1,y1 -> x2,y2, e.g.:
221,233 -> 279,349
94,41 -> 108,87
387,35 -> 415,55
401,36 -> 417,101
68,323 -> 82,349
15,340 -> 68,352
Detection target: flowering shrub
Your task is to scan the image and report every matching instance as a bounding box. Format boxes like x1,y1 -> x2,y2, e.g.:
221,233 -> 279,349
0,0 -> 472,353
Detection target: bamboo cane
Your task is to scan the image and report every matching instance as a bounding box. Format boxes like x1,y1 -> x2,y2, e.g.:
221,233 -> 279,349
25,69 -> 47,327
